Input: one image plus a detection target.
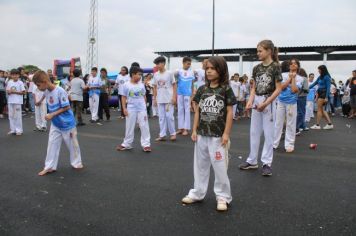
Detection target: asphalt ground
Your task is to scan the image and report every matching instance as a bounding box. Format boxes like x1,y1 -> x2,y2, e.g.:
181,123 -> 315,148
0,109 -> 355,236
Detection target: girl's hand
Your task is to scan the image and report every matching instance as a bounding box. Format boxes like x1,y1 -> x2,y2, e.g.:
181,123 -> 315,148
45,113 -> 54,121
256,102 -> 267,112
191,131 -> 197,142
221,133 -> 229,147
245,101 -> 253,110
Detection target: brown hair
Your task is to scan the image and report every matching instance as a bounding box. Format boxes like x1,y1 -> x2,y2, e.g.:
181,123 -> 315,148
257,39 -> 279,63
33,70 -> 50,84
206,56 -> 229,86
299,68 -> 307,78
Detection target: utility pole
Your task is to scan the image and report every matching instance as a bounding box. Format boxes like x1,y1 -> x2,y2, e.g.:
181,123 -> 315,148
86,0 -> 98,74
212,0 -> 215,56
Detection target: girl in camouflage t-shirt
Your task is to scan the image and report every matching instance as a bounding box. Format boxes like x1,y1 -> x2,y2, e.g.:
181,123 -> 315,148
181,56 -> 237,212
239,40 -> 282,176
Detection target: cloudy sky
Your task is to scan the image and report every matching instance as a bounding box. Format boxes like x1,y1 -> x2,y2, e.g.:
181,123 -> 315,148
0,0 -> 355,81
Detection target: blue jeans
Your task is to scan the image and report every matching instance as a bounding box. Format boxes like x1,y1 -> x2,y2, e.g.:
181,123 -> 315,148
28,93 -> 35,112
297,96 -> 307,130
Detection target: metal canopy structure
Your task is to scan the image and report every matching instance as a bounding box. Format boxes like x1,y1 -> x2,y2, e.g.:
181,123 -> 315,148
155,45 -> 356,73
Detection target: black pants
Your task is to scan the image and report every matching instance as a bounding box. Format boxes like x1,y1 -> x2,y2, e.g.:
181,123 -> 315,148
98,93 -> 110,120
72,101 -> 84,123
83,92 -> 89,110
342,103 -> 351,116
0,91 -> 6,114
118,95 -> 125,117
146,94 -> 152,116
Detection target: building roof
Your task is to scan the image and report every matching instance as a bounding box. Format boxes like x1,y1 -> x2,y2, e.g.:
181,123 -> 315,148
155,45 -> 356,61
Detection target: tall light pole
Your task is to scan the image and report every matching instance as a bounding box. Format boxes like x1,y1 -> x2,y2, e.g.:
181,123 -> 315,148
212,0 -> 215,56
86,0 -> 98,74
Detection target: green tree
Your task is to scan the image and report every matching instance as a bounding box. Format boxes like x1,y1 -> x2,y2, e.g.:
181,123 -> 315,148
22,65 -> 40,73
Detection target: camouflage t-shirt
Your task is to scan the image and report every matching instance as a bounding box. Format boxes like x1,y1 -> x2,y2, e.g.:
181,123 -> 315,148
193,85 -> 237,137
252,62 -> 282,96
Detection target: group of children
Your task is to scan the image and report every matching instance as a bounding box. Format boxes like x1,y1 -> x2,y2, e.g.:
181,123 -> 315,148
3,39 -> 349,213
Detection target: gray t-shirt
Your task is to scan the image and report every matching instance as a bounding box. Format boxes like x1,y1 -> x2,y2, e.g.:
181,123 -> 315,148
70,77 -> 85,101
0,77 -> 5,91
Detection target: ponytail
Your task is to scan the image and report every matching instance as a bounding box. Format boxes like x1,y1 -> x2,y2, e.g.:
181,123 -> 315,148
257,39 -> 279,63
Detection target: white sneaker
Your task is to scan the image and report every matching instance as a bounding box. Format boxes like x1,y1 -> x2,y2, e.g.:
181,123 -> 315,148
310,124 -> 321,130
323,124 -> 334,130
182,196 -> 199,204
216,199 -> 228,211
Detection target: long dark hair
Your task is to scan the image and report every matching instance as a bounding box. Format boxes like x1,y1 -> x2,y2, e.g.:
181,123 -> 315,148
121,66 -> 129,75
280,60 -> 290,73
299,68 -> 307,78
206,56 -> 229,86
318,65 -> 330,78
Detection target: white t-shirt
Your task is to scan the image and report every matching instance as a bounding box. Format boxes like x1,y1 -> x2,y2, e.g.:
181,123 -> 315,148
194,68 -> 206,88
6,80 -> 25,104
230,80 -> 240,97
152,70 -> 176,104
115,74 -> 130,96
70,77 -> 86,101
34,85 -> 46,104
123,81 -> 146,112
28,74 -> 35,93
238,83 -> 247,101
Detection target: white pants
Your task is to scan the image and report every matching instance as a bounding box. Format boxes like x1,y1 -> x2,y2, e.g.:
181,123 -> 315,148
89,93 -> 99,120
187,135 -> 232,203
233,104 -> 237,119
8,104 -> 22,133
122,110 -> 151,148
152,97 -> 158,116
35,103 -> 47,129
273,102 -> 297,150
305,101 -> 314,122
43,125 -> 82,171
177,95 -> 191,130
246,95 -> 276,167
158,103 -> 176,137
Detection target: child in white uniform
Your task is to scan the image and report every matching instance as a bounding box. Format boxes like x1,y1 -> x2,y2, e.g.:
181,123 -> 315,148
87,67 -> 102,122
230,75 -> 240,120
239,40 -> 282,176
182,56 -> 237,212
33,71 -> 83,176
152,56 -> 177,141
6,69 -> 25,135
34,84 -> 47,131
175,57 -> 195,136
273,59 -> 303,152
116,66 -> 151,152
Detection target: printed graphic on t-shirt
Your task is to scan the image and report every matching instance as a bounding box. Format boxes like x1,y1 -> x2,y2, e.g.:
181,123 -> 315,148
199,94 -> 225,122
215,151 -> 222,161
253,62 -> 282,95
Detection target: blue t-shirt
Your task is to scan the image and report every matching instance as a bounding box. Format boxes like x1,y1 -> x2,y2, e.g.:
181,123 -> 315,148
45,87 -> 76,131
307,87 -> 316,101
176,69 -> 195,96
278,73 -> 303,104
88,76 -> 102,97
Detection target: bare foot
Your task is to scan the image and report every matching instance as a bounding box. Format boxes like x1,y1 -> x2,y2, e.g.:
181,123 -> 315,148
155,137 -> 166,142
182,130 -> 189,136
176,130 -> 183,135
73,164 -> 84,170
38,169 -> 55,176
170,135 -> 177,141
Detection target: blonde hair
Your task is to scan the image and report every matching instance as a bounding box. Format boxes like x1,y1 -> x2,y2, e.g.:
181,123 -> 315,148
33,70 -> 50,84
257,40 -> 279,63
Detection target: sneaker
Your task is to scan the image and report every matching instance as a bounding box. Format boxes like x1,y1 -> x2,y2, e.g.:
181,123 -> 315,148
323,124 -> 334,130
304,127 -> 309,131
0,114 -> 4,119
239,162 -> 258,170
77,122 -> 86,126
7,131 -> 15,135
40,127 -> 47,132
116,145 -> 132,151
296,131 -> 301,136
262,165 -> 272,176
15,132 -> 23,136
310,124 -> 321,130
216,199 -> 228,212
143,146 -> 152,152
33,127 -> 40,131
181,196 -> 200,204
